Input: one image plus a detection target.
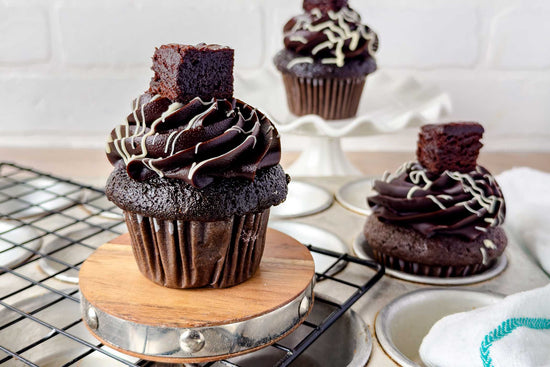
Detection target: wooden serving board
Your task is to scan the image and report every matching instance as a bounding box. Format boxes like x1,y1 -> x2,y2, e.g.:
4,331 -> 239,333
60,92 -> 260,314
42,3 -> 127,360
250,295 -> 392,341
80,227 -> 315,332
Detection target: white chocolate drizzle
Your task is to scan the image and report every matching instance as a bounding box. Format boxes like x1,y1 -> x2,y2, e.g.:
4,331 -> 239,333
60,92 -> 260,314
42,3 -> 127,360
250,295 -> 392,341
194,142 -> 202,154
109,96 -> 275,185
169,130 -> 185,156
406,185 -> 420,199
310,8 -> 322,19
186,134 -> 258,182
458,202 -> 483,217
286,7 -> 377,67
427,195 -> 446,210
484,239 -> 497,249
446,170 -> 505,226
480,247 -> 488,265
113,100 -> 183,166
228,121 -> 260,135
289,35 -> 308,43
381,162 -> 505,235
287,57 -> 314,68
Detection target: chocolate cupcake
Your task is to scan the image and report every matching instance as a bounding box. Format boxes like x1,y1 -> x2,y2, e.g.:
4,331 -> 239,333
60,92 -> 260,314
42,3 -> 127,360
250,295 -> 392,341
105,44 -> 288,289
363,122 -> 507,277
273,0 -> 379,120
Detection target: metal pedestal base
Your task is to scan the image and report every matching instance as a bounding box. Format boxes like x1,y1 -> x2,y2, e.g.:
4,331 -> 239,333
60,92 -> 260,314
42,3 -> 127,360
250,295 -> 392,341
286,137 -> 362,177
79,230 -> 315,364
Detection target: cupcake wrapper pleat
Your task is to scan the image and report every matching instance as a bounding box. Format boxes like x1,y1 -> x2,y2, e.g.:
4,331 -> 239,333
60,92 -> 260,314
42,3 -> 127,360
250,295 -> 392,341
371,249 -> 490,277
282,74 -> 366,120
124,209 -> 270,288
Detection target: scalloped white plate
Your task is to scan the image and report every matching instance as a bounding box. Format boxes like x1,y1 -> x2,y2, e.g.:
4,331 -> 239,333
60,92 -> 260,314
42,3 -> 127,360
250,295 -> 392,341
236,69 -> 451,137
237,69 -> 451,176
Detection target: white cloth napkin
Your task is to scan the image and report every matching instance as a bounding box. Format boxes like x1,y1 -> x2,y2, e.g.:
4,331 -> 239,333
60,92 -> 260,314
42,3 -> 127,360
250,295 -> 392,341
420,284 -> 550,367
496,167 -> 550,275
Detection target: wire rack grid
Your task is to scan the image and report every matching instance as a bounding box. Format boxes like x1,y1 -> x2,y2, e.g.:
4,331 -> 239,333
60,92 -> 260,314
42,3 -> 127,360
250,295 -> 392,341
0,162 -> 384,367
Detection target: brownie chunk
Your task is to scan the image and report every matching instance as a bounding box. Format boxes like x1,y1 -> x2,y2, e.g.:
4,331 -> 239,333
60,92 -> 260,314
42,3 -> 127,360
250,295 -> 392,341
303,0 -> 348,12
417,122 -> 484,174
149,43 -> 234,104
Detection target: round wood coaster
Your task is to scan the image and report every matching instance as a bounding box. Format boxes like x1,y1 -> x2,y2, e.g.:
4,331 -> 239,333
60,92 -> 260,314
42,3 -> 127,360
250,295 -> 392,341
79,228 -> 315,364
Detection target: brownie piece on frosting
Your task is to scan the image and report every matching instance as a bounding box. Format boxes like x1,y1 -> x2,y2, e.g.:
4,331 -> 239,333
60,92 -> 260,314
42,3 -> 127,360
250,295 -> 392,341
417,122 -> 484,174
149,43 -> 234,104
303,0 -> 348,12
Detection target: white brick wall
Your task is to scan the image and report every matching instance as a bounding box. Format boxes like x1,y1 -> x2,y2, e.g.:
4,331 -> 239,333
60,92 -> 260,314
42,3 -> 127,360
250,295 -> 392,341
57,0 -> 263,69
0,1 -> 49,63
1,0 -> 549,151
488,8 -> 550,69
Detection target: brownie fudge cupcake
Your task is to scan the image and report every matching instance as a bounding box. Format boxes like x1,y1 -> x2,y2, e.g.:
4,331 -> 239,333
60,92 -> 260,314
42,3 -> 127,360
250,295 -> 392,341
363,122 -> 507,277
105,43 -> 288,288
274,0 -> 379,120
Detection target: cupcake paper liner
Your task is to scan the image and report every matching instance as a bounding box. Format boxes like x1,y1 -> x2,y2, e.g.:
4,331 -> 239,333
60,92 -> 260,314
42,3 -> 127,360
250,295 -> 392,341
124,209 -> 270,289
282,73 -> 366,120
371,249 -> 491,277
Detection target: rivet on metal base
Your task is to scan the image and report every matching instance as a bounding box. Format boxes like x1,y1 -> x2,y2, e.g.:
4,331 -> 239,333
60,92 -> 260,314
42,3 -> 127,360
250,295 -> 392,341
86,307 -> 98,330
299,296 -> 310,318
180,329 -> 205,353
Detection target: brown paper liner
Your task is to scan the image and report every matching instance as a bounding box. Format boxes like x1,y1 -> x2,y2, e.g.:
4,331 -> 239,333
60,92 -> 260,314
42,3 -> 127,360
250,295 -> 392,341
123,209 -> 270,289
282,73 -> 366,120
371,249 -> 491,277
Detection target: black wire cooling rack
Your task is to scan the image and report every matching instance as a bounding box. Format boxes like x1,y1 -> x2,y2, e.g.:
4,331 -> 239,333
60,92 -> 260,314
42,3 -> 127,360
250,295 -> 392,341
0,162 -> 384,367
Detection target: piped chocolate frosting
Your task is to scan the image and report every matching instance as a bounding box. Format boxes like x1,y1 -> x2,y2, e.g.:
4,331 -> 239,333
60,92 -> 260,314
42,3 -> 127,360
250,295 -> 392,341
282,1 -> 378,68
106,44 -> 282,189
368,162 -> 506,240
106,93 -> 281,189
368,122 -> 506,240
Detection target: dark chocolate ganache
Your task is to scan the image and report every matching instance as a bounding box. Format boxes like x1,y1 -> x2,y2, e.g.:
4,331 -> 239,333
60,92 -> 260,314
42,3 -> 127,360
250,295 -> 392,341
283,6 -> 378,68
368,162 -> 506,240
106,93 -> 281,189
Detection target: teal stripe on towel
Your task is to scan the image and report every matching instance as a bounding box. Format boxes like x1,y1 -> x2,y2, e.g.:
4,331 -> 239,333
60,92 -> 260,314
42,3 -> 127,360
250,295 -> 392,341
480,317 -> 550,367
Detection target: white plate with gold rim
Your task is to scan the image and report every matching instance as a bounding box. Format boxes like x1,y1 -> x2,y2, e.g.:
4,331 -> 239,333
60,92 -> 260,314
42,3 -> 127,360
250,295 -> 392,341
376,288 -> 504,367
335,177 -> 377,215
270,181 -> 333,219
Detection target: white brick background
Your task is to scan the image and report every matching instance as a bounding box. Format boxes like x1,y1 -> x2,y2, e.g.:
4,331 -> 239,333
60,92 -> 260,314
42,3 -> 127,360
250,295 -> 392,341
1,0 -> 549,151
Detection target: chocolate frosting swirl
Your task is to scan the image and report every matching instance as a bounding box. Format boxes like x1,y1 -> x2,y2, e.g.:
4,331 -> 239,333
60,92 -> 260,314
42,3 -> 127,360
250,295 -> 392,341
283,6 -> 378,67
106,93 -> 281,189
368,162 -> 506,240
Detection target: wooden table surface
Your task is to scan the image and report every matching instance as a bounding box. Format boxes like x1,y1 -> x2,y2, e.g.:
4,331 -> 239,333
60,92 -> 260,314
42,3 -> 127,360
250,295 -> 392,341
2,148 -> 549,183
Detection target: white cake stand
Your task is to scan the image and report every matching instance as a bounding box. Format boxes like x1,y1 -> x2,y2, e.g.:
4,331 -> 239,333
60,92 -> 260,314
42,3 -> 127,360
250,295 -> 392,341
235,69 -> 452,177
